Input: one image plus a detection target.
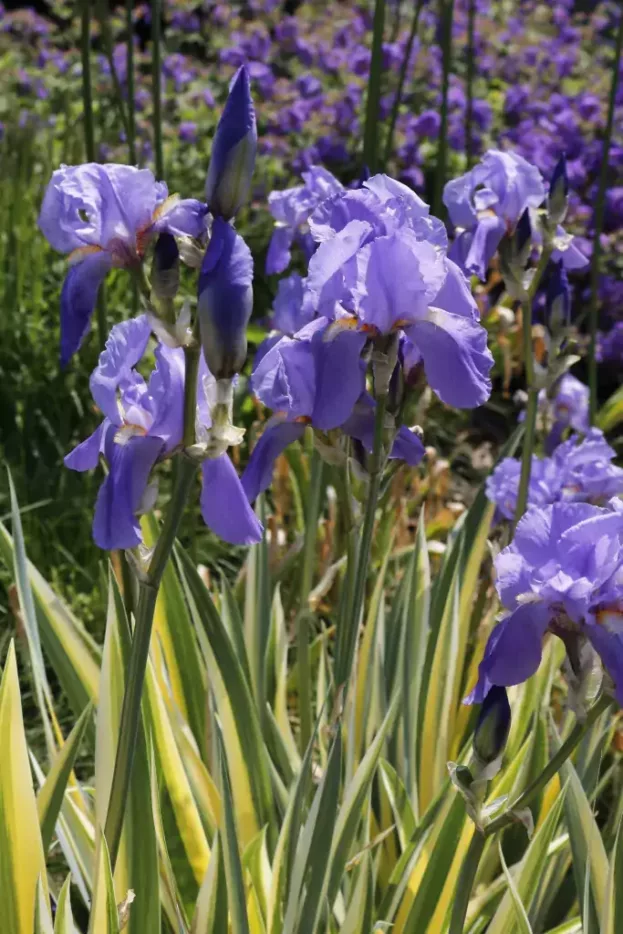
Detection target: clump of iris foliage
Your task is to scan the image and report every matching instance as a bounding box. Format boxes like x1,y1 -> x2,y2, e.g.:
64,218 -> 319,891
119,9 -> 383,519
1,1 -> 623,933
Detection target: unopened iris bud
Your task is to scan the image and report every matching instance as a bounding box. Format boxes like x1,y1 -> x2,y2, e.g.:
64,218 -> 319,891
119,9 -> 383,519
152,232 -> 180,303
205,65 -> 257,220
197,217 -> 253,379
513,208 -> 532,264
546,260 -> 570,332
473,686 -> 511,777
548,153 -> 569,226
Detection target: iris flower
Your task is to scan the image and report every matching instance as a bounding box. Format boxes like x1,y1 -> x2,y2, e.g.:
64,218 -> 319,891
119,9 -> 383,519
467,498 -> 623,706
39,163 -> 206,364
487,428 -> 623,520
241,315 -> 424,501
65,316 -> 261,549
443,149 -> 545,280
265,165 -> 343,275
302,173 -> 494,409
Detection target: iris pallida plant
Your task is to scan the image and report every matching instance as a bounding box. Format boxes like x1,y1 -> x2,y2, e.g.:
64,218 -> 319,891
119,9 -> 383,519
24,54 -> 623,934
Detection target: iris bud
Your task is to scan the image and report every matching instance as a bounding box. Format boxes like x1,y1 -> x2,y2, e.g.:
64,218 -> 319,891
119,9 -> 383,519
548,153 -> 569,227
198,217 -> 253,379
152,232 -> 180,303
473,685 -> 511,775
514,208 -> 532,264
205,65 -> 257,220
546,260 -> 570,332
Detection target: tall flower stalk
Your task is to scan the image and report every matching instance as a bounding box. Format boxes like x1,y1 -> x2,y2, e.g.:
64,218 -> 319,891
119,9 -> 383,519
513,247 -> 552,526
104,452 -> 197,866
152,0 -> 164,179
125,0 -> 137,165
433,0 -> 456,216
80,0 -> 108,351
384,0 -> 424,167
464,0 -> 476,170
363,0 -> 387,174
588,9 -> 623,423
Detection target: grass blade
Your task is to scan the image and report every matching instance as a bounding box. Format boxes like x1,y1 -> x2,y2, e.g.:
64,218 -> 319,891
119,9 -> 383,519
0,641 -> 49,933
37,703 -> 92,853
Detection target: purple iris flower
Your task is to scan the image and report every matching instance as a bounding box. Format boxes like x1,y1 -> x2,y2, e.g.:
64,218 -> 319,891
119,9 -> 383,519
487,428 -> 623,520
466,498 -> 623,705
271,273 -> 315,336
38,163 -> 206,365
597,322 -> 623,365
265,165 -> 343,275
65,316 -> 262,549
205,65 -> 257,221
241,314 -> 424,502
486,455 -> 561,521
536,373 -> 589,453
301,173 -> 493,409
443,149 -> 546,280
552,430 -> 623,502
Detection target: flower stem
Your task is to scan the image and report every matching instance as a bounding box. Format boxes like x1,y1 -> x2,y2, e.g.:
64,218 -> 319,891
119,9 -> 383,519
80,0 -> 108,351
335,393 -> 388,689
588,9 -> 623,424
464,0 -> 476,170
297,447 -> 324,753
151,0 -> 164,179
80,0 -> 95,163
433,0 -> 456,217
183,336 -> 200,449
512,247 -> 553,528
484,693 -> 612,838
104,453 -> 197,869
363,0 -> 387,174
125,0 -> 137,165
513,297 -> 537,527
383,0 -> 424,167
449,830 -> 485,934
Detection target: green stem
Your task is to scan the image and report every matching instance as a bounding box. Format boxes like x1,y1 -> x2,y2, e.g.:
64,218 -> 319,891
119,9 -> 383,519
104,454 -> 197,868
433,0 -> 456,217
464,0 -> 476,170
80,0 -> 108,351
512,247 -> 553,528
588,10 -> 623,424
362,0 -> 387,174
336,394 -> 388,688
97,0 -> 131,143
484,693 -> 612,838
449,830 -> 485,934
152,0 -> 164,179
297,448 -> 324,753
80,0 -> 95,163
513,297 -> 537,527
183,338 -> 200,449
125,0 -> 137,164
383,0 -> 424,167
